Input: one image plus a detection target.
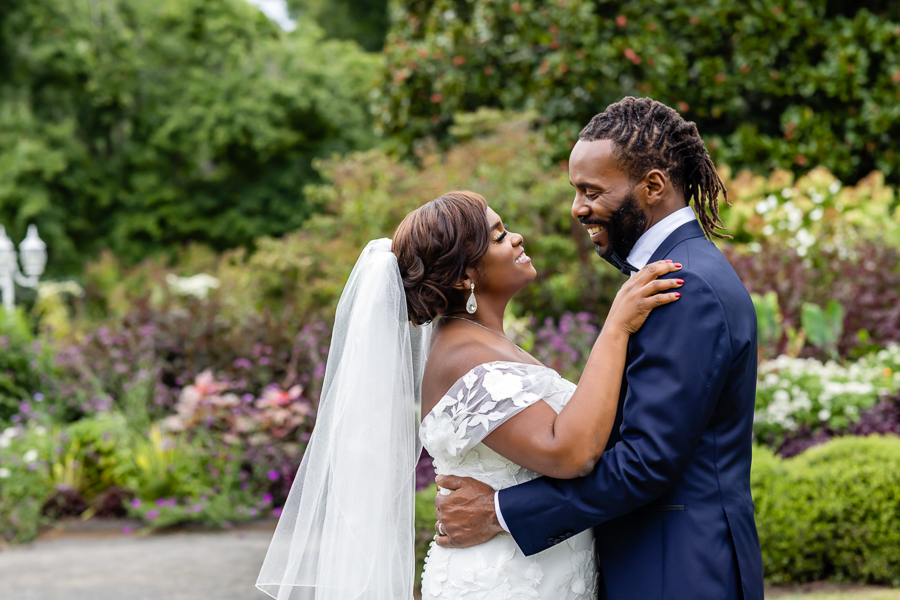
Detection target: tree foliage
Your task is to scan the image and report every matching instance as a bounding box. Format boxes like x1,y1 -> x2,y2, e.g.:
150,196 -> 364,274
289,0 -> 390,51
375,0 -> 900,185
0,0 -> 378,273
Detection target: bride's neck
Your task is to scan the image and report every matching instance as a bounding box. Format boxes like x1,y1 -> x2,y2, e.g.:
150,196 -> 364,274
445,297 -> 509,333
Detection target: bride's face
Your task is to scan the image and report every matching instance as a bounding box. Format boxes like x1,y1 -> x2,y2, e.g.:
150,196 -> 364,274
473,206 -> 537,296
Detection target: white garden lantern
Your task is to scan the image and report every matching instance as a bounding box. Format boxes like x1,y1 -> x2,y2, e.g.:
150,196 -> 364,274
0,224 -> 47,313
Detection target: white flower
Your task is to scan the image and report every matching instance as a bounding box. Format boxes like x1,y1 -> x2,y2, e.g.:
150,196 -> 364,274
0,467 -> 10,478
525,562 -> 544,585
482,370 -> 524,401
463,371 -> 477,389
33,426 -> 47,436
781,187 -> 795,199
829,181 -> 841,194
23,449 -> 38,463
557,546 -> 598,599
421,413 -> 468,457
818,409 -> 831,421
0,438 -> 9,449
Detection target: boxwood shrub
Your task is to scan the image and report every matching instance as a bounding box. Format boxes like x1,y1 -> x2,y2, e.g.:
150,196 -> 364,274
752,435 -> 900,586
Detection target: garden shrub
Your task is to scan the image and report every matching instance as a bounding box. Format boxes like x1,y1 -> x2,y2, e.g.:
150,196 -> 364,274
754,345 -> 900,444
0,424 -> 54,543
778,391 -> 900,458
0,310 -> 56,425
752,436 -> 900,586
378,0 -> 900,187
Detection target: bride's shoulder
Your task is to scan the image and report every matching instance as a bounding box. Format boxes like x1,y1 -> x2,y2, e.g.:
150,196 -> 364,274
421,341 -> 509,414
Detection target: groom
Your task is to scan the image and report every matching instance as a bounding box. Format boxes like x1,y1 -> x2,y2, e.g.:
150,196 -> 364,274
434,97 -> 764,600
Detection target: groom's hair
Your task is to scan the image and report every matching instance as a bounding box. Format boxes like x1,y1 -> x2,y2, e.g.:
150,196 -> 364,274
579,97 -> 730,240
393,191 -> 491,325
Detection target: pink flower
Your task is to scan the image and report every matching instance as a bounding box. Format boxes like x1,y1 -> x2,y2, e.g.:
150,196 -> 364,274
267,470 -> 280,481
131,499 -> 142,508
122,526 -> 132,535
146,509 -> 160,520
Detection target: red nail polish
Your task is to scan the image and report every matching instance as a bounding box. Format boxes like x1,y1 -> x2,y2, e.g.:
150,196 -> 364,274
677,279 -> 684,285
675,263 -> 682,268
675,292 -> 681,298
665,259 -> 673,263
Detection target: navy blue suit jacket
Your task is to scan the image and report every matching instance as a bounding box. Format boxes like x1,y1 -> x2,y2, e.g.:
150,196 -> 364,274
498,220 -> 764,600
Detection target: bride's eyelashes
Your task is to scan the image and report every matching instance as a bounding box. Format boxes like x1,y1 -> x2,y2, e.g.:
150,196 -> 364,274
493,230 -> 508,243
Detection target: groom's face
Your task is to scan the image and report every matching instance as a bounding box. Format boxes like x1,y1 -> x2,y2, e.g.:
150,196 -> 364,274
569,139 -> 649,263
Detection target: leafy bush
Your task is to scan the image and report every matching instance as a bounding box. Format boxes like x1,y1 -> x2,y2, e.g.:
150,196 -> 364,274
752,436 -> 900,586
378,0 -> 900,187
778,391 -> 900,458
0,0 -> 379,272
0,310 -> 56,425
754,346 -> 900,444
532,312 -> 599,383
0,424 -> 54,543
730,241 -> 900,358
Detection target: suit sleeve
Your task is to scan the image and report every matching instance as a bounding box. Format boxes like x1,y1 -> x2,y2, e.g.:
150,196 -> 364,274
497,270 -> 733,556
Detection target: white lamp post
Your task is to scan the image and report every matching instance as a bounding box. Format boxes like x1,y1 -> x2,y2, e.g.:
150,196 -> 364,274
0,224 -> 48,312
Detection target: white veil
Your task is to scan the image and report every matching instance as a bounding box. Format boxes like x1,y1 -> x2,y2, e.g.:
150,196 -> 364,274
257,239 -> 431,600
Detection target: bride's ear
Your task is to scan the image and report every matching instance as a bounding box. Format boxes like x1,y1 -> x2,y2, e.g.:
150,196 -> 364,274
451,268 -> 478,292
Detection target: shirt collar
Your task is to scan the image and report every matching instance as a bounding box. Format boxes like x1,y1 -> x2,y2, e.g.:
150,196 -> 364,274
626,206 -> 697,276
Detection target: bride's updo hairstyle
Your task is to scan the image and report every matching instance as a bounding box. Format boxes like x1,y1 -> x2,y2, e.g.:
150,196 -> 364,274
392,191 -> 491,325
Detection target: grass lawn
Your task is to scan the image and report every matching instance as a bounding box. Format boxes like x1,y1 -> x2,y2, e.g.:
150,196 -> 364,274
767,584 -> 900,599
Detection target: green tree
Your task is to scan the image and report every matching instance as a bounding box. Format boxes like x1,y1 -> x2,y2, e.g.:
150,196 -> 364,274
375,0 -> 900,186
0,0 -> 379,273
289,0 -> 390,51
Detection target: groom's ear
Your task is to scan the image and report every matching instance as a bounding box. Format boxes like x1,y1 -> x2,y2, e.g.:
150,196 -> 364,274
642,170 -> 669,206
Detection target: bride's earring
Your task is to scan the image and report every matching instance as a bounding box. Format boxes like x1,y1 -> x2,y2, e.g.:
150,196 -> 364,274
466,283 -> 477,314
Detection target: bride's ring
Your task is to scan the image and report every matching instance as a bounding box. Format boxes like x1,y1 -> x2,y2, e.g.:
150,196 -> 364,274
437,521 -> 446,536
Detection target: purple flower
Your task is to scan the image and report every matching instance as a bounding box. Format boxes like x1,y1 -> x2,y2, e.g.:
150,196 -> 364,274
131,499 -> 142,508
273,508 -> 283,517
248,507 -> 259,517
267,469 -> 280,481
233,358 -> 253,370
166,498 -> 177,508
193,504 -> 204,513
33,393 -> 44,402
146,509 -> 160,520
262,493 -> 273,504
122,526 -> 132,535
156,498 -> 166,507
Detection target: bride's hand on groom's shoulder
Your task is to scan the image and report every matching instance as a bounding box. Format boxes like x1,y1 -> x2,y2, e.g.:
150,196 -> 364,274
433,475 -> 503,549
606,260 -> 684,335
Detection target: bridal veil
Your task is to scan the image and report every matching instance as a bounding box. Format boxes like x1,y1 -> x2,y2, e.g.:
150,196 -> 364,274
257,238 -> 431,600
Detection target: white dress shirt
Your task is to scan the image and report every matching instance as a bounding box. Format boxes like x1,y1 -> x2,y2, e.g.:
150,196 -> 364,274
493,205 -> 698,532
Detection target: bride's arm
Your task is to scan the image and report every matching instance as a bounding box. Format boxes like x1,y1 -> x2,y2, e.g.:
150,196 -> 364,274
482,260 -> 683,479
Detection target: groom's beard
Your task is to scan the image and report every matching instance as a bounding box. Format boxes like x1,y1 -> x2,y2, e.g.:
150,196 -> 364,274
584,189 -> 648,264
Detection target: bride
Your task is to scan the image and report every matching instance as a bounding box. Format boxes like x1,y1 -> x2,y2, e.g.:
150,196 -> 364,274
256,191 -> 683,600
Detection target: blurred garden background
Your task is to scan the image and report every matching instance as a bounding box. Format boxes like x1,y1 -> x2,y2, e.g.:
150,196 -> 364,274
0,0 -> 899,596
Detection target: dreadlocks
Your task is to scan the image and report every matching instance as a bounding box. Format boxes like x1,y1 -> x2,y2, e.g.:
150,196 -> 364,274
579,97 -> 730,240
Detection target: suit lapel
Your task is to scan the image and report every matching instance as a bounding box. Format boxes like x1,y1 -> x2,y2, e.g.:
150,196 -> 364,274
647,219 -> 706,264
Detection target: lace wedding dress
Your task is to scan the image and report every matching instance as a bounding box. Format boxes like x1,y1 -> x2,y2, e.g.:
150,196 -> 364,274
420,361 -> 598,600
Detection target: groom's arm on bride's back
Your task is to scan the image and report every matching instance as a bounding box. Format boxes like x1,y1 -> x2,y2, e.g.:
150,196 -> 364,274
498,269 -> 733,556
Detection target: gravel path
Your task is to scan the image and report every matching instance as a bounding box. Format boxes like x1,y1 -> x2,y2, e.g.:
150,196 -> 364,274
0,528 -> 275,600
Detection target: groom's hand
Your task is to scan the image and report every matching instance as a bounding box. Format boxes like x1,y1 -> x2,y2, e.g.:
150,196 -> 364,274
434,475 -> 503,548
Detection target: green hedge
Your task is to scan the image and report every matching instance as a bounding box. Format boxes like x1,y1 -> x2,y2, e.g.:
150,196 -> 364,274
753,436 -> 900,586
377,0 -> 900,185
